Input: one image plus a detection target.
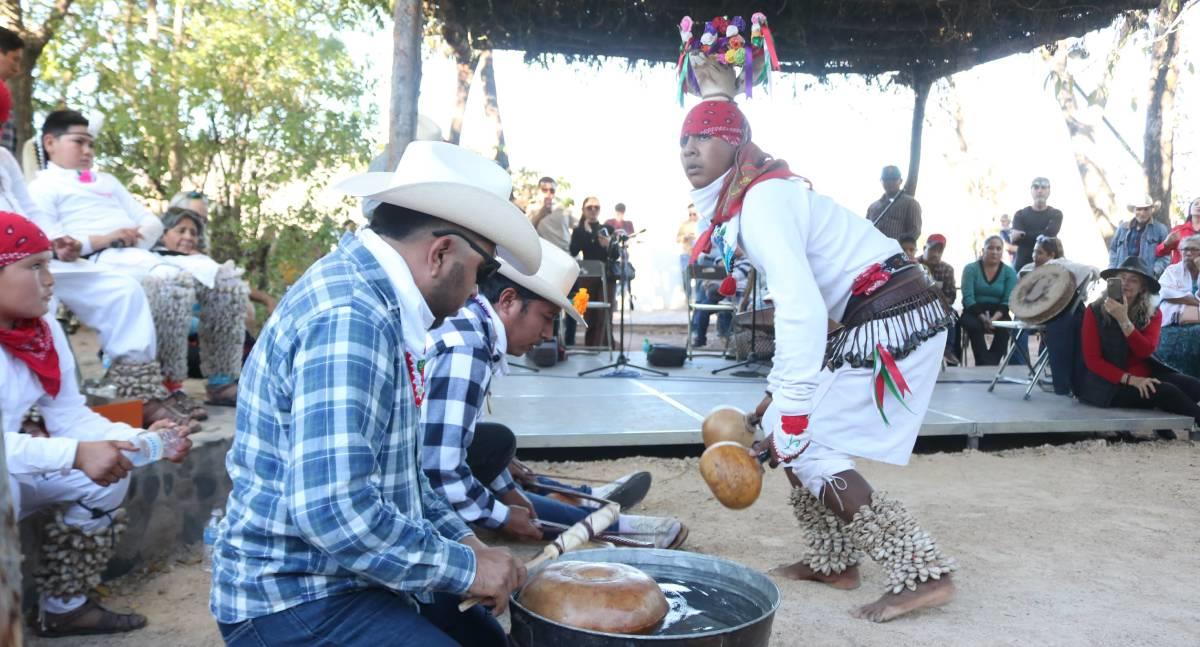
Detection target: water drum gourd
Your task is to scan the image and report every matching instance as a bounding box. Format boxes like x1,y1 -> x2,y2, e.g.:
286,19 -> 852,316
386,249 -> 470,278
519,560 -> 669,635
701,406 -> 755,447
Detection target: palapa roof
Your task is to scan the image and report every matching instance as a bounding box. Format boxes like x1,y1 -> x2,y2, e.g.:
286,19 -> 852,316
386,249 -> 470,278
429,0 -> 1156,80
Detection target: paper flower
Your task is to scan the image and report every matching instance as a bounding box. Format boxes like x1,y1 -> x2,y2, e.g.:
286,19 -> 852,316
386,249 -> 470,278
572,288 -> 589,316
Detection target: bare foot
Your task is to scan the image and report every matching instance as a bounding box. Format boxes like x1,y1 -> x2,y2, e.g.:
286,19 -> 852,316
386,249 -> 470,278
769,562 -> 861,590
851,576 -> 955,622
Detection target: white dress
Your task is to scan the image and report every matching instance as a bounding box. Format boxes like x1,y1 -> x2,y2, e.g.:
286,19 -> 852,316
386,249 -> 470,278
691,174 -> 948,492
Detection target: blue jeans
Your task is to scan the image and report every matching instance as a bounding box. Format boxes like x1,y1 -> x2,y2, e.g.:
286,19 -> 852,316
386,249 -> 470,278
523,478 -> 618,535
217,588 -> 505,647
691,284 -> 733,343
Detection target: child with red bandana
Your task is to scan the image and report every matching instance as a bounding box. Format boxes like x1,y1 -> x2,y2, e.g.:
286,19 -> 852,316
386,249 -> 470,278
0,211 -> 192,636
676,15 -> 957,622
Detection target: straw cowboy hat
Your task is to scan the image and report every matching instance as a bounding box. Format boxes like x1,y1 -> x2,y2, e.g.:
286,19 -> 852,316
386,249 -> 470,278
498,239 -> 587,326
1127,194 -> 1160,211
337,141 -> 541,275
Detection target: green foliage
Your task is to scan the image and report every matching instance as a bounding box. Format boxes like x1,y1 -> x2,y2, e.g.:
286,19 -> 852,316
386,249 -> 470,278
36,0 -> 377,293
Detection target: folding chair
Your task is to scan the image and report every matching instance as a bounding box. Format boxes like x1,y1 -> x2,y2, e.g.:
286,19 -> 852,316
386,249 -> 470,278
684,263 -> 738,360
573,259 -> 614,359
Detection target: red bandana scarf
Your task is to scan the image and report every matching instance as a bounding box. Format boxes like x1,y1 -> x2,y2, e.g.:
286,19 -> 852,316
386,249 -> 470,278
0,211 -> 60,397
681,101 -> 803,265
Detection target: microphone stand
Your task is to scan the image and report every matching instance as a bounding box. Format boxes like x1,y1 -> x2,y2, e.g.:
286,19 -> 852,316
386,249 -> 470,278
580,229 -> 666,377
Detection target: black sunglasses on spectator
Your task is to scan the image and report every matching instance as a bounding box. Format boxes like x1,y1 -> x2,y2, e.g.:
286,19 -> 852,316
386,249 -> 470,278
432,229 -> 500,283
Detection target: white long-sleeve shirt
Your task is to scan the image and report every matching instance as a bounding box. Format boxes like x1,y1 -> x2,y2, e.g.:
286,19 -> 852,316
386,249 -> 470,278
28,162 -> 162,256
3,315 -> 141,476
691,174 -> 898,418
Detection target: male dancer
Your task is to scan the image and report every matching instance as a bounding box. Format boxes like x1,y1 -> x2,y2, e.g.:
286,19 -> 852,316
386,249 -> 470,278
681,96 -> 957,621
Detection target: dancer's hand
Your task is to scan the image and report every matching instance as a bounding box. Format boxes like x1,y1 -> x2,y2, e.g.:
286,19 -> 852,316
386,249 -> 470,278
466,544 -> 526,615
52,236 -> 82,262
1127,376 -> 1160,399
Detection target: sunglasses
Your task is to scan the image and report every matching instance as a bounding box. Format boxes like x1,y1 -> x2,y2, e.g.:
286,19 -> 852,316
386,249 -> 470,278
540,187 -> 556,194
583,204 -> 600,210
1182,247 -> 1200,253
432,229 -> 500,283
1031,184 -> 1050,189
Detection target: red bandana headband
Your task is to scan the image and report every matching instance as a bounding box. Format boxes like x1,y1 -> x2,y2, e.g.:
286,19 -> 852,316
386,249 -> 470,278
0,210 -> 51,266
0,211 -> 60,397
680,100 -> 750,148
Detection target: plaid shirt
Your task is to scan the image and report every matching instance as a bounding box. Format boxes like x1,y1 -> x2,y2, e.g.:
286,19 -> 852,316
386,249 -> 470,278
921,257 -> 957,305
210,231 -> 475,624
0,118 -> 15,157
421,297 -> 517,529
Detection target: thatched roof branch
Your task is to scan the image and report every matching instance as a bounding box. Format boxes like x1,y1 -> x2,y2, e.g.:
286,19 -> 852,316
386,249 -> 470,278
428,0 -> 1156,80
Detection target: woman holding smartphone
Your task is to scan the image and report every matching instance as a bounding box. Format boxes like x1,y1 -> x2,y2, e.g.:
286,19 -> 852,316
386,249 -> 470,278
1076,256 -> 1200,424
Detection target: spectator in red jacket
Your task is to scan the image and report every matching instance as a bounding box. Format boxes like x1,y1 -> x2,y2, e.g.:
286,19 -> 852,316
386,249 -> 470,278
1156,197 -> 1200,266
1075,256 -> 1200,424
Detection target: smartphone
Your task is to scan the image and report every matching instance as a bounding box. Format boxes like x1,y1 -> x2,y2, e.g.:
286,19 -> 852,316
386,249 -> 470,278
1106,277 -> 1123,302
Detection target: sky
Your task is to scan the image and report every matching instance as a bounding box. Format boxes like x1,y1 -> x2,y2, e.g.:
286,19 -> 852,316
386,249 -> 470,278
334,16 -> 1197,311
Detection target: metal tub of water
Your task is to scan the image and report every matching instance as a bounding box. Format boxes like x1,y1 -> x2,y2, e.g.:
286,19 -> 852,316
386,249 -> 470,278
509,548 -> 780,647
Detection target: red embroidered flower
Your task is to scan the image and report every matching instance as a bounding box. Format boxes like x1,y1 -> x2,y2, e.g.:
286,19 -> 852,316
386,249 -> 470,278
781,415 -> 809,436
851,263 -> 891,296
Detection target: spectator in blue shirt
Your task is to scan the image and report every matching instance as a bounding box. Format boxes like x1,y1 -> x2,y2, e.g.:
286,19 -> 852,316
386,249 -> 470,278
1110,195 -> 1169,276
210,142 -> 542,647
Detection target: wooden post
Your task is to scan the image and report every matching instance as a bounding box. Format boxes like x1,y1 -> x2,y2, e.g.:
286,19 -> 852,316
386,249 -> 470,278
388,0 -> 423,168
479,48 -> 508,170
903,75 -> 933,198
0,412 -> 23,646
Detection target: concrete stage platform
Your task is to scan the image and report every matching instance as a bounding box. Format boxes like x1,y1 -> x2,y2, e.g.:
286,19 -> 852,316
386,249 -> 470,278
494,352 -> 1194,449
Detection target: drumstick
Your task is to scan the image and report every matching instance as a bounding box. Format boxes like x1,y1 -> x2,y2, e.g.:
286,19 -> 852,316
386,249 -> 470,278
527,481 -> 615,506
458,503 -> 621,612
529,471 -> 613,485
532,519 -> 653,548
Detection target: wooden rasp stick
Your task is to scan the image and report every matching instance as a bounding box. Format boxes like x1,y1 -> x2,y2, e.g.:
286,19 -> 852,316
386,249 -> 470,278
458,503 -> 621,612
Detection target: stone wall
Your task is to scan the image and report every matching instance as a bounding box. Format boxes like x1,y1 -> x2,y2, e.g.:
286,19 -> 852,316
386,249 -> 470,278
18,433 -> 232,610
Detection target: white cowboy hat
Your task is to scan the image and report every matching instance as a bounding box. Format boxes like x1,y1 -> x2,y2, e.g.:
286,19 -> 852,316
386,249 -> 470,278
337,141 -> 541,275
1127,194 -> 1160,211
497,239 -> 587,326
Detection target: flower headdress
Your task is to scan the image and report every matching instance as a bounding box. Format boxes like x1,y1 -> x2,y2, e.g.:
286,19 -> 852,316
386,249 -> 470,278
675,13 -> 780,104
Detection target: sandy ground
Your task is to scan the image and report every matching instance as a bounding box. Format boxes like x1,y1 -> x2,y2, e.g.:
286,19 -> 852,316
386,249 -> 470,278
25,438 -> 1200,647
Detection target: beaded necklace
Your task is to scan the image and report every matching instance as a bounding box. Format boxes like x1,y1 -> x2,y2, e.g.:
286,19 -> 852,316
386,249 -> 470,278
404,351 -> 426,408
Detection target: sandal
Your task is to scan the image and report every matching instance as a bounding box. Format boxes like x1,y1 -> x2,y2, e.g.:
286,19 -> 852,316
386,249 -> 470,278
205,382 -> 238,407
32,597 -> 147,637
143,399 -> 202,433
168,390 -> 209,420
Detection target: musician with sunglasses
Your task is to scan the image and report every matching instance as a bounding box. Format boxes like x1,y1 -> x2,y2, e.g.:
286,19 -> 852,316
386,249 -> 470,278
211,142 -> 541,647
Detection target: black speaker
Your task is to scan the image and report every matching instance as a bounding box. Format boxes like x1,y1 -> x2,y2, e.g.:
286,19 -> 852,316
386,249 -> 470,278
528,339 -> 559,368
647,343 -> 686,367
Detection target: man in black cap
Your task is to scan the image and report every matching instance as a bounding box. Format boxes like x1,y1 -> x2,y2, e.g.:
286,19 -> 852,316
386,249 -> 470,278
865,165 -> 922,242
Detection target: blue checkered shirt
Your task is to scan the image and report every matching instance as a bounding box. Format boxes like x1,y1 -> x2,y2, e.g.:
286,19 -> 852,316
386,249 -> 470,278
210,232 -> 476,624
421,298 -> 517,529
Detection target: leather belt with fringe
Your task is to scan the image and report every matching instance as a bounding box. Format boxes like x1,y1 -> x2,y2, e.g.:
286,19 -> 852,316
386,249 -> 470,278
825,264 -> 955,371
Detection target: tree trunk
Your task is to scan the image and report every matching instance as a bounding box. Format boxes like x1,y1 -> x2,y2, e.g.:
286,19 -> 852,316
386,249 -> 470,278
1044,46 -> 1120,244
903,76 -> 932,198
478,48 -> 507,170
1143,0 -> 1183,227
448,49 -> 477,145
389,0 -> 422,168
0,412 -> 23,647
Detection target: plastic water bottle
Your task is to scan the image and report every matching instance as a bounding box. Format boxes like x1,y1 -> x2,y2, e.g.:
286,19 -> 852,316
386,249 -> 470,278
203,508 -> 223,573
125,429 -> 186,467
643,337 -> 651,353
